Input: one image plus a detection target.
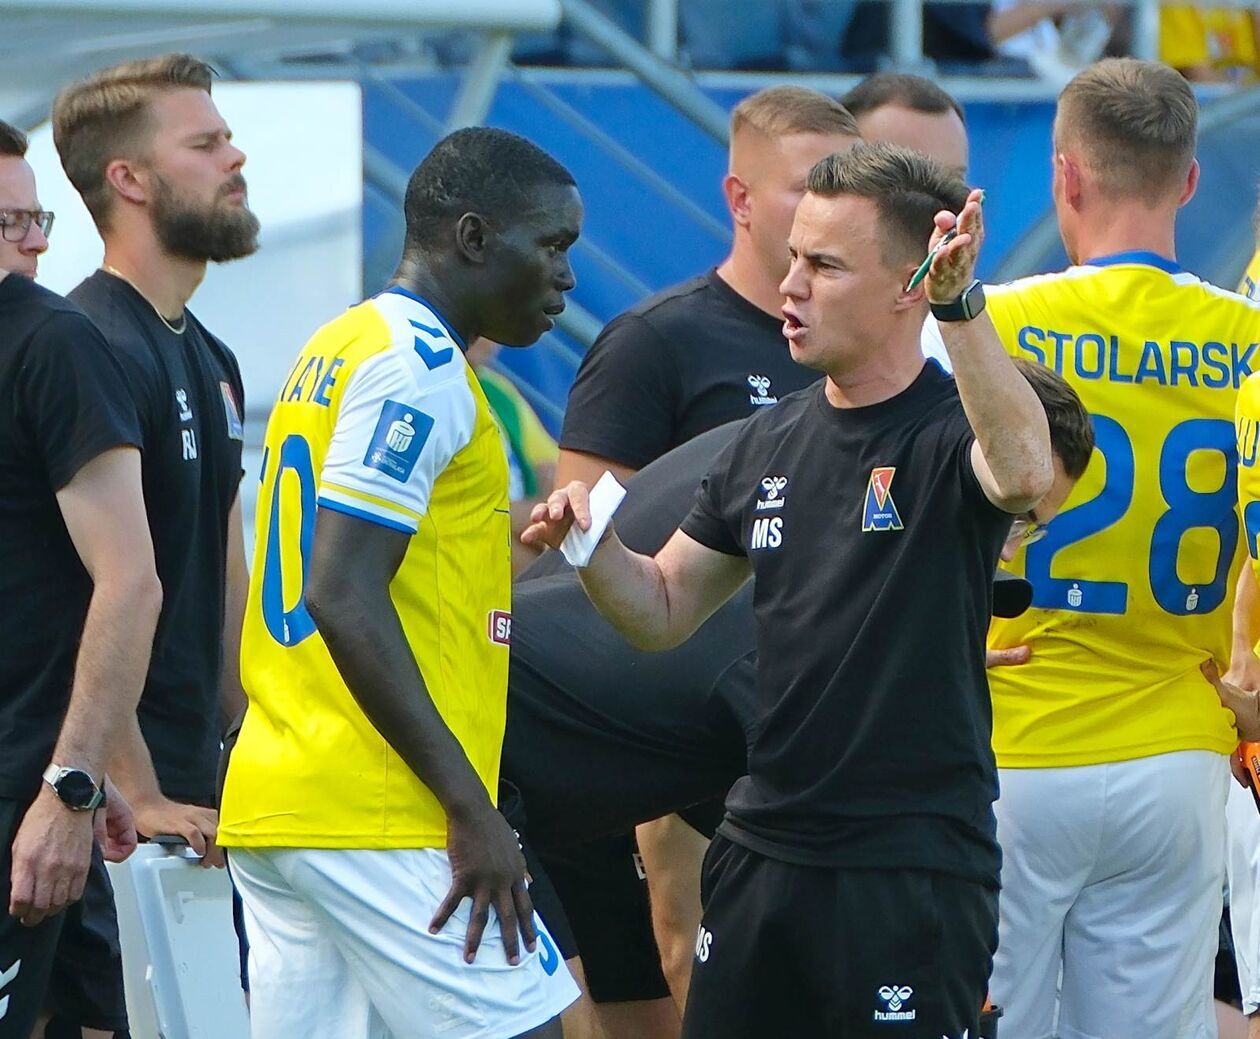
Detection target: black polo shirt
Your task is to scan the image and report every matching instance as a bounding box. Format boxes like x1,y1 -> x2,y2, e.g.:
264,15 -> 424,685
559,270 -> 821,470
70,271 -> 245,806
681,363 -> 1010,887
0,275 -> 143,800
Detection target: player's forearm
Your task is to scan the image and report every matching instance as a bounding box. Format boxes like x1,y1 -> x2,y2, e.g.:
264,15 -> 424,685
55,572 -> 161,781
941,314 -> 1053,509
1233,565 -> 1260,661
306,576 -> 495,820
219,491 -> 249,727
108,714 -> 167,808
578,529 -> 693,652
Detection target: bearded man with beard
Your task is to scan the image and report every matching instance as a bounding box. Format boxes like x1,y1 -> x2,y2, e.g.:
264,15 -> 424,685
35,54 -> 258,1039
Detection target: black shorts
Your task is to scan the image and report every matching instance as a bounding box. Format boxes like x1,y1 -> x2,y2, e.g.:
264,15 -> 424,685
0,796 -> 128,1038
535,832 -> 671,1004
682,835 -> 998,1039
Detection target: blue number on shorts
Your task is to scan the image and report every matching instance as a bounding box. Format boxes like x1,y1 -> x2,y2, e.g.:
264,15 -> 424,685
1026,415 -> 1132,614
535,921 -> 560,976
1150,419 -> 1237,614
260,433 -> 318,646
1026,416 -> 1237,616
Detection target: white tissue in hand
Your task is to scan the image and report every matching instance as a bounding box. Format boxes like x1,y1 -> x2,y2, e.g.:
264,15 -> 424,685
560,471 -> 627,568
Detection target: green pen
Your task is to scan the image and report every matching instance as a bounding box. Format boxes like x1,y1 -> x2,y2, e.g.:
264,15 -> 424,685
905,227 -> 958,293
906,190 -> 985,292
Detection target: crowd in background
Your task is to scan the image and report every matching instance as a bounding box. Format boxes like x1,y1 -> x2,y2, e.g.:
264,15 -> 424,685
500,0 -> 1260,84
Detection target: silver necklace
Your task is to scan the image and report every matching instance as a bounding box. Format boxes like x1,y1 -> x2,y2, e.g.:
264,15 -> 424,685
101,264 -> 187,335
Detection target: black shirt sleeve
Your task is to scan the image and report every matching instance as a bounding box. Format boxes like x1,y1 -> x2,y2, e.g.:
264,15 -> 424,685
18,312 -> 143,490
559,312 -> 682,470
679,438 -> 745,557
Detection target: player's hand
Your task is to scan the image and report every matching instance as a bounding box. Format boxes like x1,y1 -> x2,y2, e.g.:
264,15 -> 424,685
986,645 -> 1031,668
520,482 -> 593,551
99,778 -> 138,863
431,805 -> 536,965
1224,649 -> 1260,698
925,188 -> 985,304
132,797 -> 224,868
1203,659 -> 1260,741
8,784 -> 95,925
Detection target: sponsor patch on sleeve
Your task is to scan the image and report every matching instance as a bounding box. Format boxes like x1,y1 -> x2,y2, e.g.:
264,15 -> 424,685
363,399 -> 434,483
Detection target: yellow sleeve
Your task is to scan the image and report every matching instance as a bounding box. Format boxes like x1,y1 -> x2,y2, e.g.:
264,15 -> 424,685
1237,375 -> 1260,571
981,287 -> 1024,359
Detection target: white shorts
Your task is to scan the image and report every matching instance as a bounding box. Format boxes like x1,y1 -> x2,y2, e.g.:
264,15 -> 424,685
991,750 -> 1229,1039
229,846 -> 578,1039
1226,777 -> 1260,1014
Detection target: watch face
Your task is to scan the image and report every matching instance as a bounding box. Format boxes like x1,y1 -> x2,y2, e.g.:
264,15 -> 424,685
56,769 -> 98,809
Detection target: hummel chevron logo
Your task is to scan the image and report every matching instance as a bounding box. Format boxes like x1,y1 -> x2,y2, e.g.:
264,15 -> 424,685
408,319 -> 454,371
0,958 -> 21,1022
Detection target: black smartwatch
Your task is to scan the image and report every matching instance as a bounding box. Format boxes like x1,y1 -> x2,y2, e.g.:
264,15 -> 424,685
929,279 -> 986,322
42,764 -> 104,811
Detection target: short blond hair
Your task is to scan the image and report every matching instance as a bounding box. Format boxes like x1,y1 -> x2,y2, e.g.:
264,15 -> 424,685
52,54 -> 215,230
731,86 -> 859,141
1056,58 -> 1196,205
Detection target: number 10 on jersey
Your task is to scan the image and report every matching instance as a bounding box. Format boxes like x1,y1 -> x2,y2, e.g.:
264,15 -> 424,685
259,433 -> 318,646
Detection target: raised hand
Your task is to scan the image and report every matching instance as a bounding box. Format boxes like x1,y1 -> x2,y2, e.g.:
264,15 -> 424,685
925,188 -> 985,303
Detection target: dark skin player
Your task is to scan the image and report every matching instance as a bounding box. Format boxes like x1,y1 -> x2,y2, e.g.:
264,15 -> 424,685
305,181 -> 582,978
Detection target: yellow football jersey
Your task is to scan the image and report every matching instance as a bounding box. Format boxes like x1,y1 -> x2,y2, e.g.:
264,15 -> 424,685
975,254 -> 1259,767
219,287 -> 511,848
1241,247 -> 1260,302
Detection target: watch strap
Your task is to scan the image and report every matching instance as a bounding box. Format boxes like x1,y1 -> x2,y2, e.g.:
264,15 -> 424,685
929,279 -> 986,322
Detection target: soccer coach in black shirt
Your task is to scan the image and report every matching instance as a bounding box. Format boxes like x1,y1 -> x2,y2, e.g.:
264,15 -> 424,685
524,143 -> 1054,1038
0,119 -> 160,1037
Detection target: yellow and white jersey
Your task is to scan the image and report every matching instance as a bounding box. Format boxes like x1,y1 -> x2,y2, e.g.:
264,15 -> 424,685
219,287 -> 511,848
1241,247 -> 1260,302
931,253 -> 1260,767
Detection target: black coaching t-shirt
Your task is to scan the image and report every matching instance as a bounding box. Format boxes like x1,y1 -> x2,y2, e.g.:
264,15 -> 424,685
69,271 -> 245,805
559,270 -> 821,470
508,423 -> 758,846
0,275 -> 143,800
681,363 -> 1010,887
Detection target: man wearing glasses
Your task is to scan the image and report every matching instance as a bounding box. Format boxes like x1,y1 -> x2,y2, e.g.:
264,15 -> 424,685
0,118 -> 160,1039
